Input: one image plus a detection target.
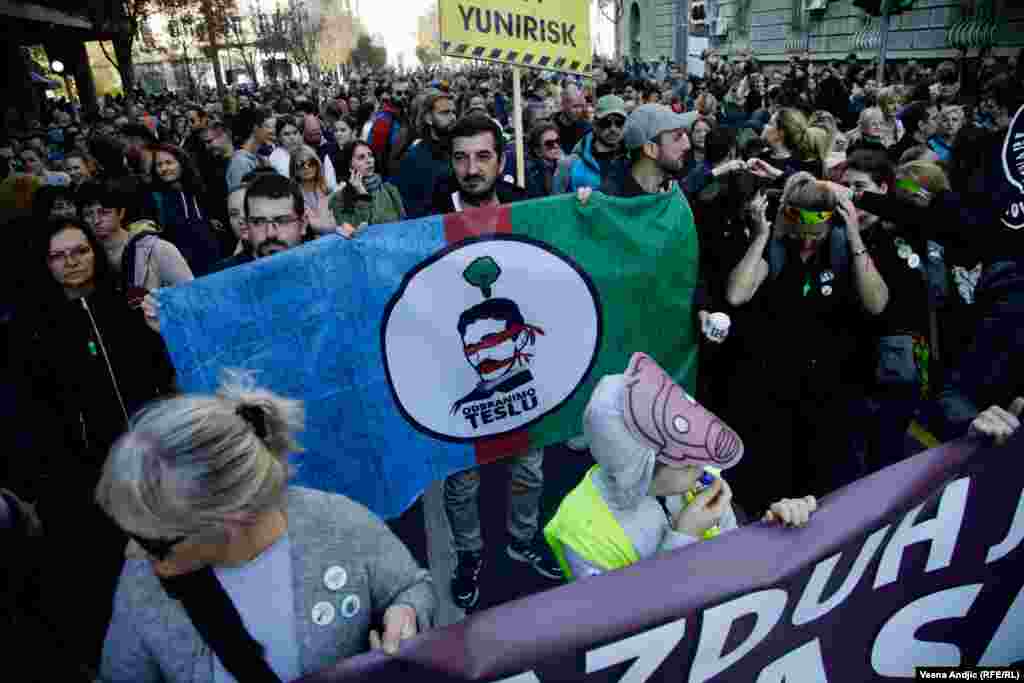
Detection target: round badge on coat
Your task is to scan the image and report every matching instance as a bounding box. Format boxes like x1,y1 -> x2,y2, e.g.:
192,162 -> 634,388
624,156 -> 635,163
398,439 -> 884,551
821,285 -> 833,297
341,594 -> 361,619
312,601 -> 336,626
324,566 -> 348,591
907,253 -> 921,269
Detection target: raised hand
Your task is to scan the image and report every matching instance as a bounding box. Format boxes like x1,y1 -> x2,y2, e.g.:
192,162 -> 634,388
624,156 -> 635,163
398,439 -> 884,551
969,398 -> 1024,447
672,477 -> 732,538
763,495 -> 817,527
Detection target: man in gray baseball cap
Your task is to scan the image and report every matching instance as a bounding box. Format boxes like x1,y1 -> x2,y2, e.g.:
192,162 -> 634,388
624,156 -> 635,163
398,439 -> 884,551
553,94 -> 630,194
600,103 -> 691,197
588,103 -> 714,349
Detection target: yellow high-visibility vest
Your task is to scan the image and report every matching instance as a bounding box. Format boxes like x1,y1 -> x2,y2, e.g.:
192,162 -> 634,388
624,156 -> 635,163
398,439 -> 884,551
544,465 -> 640,581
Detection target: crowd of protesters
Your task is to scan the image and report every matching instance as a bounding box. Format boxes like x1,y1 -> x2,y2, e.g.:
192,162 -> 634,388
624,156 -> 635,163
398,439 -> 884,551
1,43 -> 1023,682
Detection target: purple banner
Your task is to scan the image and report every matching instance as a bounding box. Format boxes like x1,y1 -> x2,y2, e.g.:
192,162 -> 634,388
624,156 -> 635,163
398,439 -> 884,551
300,435 -> 1024,682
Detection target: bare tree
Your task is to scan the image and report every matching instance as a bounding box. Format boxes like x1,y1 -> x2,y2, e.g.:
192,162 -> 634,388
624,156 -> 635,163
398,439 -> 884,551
254,0 -> 322,83
163,6 -> 205,94
224,14 -> 260,85
88,0 -> 163,91
191,0 -> 239,96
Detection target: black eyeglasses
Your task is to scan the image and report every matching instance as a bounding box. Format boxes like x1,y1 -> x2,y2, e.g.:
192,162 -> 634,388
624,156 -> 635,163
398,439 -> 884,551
597,116 -> 626,130
542,138 -> 561,150
127,531 -> 186,560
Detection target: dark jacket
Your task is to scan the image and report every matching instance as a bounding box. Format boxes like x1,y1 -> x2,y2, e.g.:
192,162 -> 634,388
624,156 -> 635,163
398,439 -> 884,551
369,103 -> 412,180
554,112 -> 592,156
935,262 -> 1024,439
209,249 -> 255,274
396,135 -> 452,218
8,286 -> 175,502
144,190 -> 223,277
430,176 -> 530,215
525,155 -> 557,199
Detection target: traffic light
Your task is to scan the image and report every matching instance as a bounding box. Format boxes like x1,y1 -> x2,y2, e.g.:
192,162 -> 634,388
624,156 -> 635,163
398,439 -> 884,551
691,1 -> 706,24
690,0 -> 706,26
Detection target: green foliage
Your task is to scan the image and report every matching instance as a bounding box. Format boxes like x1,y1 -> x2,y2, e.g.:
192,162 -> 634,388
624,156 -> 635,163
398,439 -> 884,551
351,34 -> 387,68
464,257 -> 502,298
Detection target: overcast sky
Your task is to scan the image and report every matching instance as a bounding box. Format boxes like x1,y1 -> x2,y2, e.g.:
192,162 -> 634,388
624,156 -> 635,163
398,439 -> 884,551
343,0 -> 615,67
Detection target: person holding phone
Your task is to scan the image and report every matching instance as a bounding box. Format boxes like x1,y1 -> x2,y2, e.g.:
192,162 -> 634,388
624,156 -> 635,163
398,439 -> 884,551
329,140 -> 405,232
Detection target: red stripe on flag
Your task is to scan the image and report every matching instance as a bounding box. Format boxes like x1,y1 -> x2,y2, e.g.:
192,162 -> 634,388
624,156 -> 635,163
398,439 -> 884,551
443,205 -> 513,243
443,206 -> 529,465
476,430 -> 532,466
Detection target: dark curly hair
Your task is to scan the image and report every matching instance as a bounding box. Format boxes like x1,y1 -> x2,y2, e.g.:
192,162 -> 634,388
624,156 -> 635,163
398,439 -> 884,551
146,143 -> 206,196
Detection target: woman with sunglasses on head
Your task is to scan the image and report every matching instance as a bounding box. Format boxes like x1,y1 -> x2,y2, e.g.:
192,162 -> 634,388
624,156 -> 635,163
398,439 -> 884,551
723,172 -> 889,516
290,144 -> 338,235
96,371 -> 435,682
523,121 -> 562,198
329,140 -> 405,234
7,218 -> 175,674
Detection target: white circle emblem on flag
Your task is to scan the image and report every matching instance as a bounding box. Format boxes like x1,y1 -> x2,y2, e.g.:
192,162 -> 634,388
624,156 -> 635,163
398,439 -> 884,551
382,235 -> 602,442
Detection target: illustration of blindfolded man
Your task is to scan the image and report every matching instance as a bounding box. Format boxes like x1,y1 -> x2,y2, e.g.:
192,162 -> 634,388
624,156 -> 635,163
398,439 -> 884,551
451,297 -> 544,415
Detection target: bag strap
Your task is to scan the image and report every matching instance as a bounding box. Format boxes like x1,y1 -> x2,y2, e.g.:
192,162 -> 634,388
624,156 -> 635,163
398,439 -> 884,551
159,566 -> 282,683
767,237 -> 786,281
830,224 -> 850,285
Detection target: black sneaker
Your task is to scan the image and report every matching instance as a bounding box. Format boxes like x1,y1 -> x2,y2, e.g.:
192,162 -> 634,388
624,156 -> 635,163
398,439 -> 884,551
451,550 -> 483,610
507,537 -> 563,580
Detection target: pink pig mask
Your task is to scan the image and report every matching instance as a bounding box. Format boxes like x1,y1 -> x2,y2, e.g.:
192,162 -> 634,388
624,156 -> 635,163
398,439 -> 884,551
622,353 -> 744,470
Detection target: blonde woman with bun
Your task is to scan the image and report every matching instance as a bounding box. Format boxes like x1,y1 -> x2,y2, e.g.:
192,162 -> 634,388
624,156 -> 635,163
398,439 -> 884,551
96,371 -> 436,682
719,171 -> 890,515
748,109 -> 830,181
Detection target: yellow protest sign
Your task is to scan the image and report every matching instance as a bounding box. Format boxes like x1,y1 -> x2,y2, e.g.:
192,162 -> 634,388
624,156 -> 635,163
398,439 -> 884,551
438,0 -> 592,74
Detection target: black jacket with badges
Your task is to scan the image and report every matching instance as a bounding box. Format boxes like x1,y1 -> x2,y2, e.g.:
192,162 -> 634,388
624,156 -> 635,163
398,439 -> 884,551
8,285 -> 175,501
747,228 -> 872,391
858,224 -> 930,339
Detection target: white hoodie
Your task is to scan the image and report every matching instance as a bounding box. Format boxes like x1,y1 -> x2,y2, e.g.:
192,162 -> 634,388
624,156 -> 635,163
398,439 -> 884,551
564,374 -> 737,579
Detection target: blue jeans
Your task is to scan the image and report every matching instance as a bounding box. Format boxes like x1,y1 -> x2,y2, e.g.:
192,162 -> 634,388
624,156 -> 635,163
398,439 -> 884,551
443,449 -> 544,553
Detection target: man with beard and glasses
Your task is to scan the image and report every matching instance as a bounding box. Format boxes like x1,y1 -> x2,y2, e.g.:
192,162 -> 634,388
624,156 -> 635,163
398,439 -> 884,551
396,91 -> 458,218
244,174 -> 311,259
369,78 -> 414,181
141,173 -> 310,332
431,114 -> 529,214
553,95 -> 629,194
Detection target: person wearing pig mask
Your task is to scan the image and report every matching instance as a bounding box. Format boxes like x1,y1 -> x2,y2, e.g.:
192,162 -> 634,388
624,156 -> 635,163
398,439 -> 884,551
545,353 -> 817,581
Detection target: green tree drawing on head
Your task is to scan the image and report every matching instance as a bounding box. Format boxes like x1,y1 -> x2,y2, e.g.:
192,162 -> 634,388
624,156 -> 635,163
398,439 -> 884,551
464,256 -> 501,298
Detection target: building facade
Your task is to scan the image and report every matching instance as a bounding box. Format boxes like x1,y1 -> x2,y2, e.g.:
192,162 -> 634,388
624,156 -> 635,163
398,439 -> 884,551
619,0 -> 1023,64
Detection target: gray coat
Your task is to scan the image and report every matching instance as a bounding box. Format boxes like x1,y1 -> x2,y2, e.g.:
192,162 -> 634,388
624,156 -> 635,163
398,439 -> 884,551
100,486 -> 436,682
